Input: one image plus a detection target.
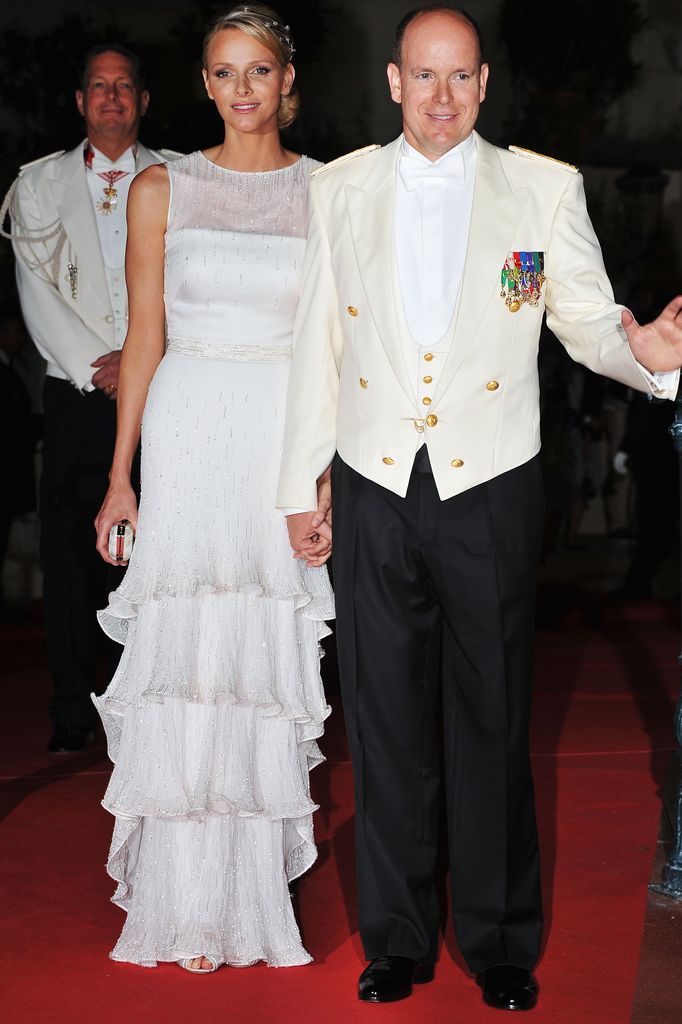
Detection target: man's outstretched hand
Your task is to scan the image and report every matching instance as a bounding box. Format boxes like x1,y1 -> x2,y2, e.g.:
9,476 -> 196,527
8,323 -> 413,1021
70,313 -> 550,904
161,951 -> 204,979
622,296 -> 682,373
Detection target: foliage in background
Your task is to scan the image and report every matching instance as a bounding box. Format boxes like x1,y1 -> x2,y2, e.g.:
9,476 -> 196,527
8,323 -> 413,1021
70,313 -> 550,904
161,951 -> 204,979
497,0 -> 681,301
588,178 -> 680,308
498,0 -> 645,162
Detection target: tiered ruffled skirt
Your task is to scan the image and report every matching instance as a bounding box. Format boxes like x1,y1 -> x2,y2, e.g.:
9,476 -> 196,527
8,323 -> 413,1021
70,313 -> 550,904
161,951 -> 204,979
95,352 -> 333,967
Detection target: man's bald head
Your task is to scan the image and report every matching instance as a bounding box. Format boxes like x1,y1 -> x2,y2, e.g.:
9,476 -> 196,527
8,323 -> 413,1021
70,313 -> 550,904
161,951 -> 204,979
393,5 -> 484,69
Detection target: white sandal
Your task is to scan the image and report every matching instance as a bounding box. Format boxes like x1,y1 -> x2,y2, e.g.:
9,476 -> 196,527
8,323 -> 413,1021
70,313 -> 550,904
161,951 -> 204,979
177,955 -> 222,974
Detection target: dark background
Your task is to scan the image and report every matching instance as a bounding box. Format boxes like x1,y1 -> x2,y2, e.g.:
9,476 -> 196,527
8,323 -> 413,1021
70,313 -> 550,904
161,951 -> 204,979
0,1 -> 680,587
0,0 -> 680,310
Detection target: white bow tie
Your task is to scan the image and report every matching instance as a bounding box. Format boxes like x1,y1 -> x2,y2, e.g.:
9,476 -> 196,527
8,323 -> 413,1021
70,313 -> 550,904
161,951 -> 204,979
92,158 -> 135,176
399,151 -> 465,191
88,146 -> 136,176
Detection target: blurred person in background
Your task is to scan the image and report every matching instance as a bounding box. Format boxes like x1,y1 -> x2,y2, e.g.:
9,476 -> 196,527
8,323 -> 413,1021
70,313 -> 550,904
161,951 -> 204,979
3,44 -> 179,752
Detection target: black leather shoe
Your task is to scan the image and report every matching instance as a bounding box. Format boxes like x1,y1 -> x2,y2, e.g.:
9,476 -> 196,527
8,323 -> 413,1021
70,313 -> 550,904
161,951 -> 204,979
478,965 -> 538,1011
358,956 -> 435,1003
47,728 -> 95,754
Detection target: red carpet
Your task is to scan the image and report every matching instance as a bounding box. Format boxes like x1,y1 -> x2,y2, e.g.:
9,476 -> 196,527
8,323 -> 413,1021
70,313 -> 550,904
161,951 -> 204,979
1,589 -> 678,1024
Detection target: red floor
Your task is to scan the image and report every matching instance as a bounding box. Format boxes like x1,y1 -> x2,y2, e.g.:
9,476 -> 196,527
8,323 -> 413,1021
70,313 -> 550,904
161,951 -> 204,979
1,583 -> 679,1024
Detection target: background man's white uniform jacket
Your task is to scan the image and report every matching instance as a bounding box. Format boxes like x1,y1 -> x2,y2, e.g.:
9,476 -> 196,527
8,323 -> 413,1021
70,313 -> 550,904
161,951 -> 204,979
6,141 -> 179,391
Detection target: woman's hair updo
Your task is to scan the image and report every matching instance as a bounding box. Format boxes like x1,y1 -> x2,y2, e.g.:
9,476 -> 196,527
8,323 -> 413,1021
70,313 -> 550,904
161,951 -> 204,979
202,3 -> 299,129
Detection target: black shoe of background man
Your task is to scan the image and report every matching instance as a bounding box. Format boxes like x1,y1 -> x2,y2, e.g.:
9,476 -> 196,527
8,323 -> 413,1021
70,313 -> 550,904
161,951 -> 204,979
358,955 -> 435,1003
478,965 -> 538,1011
47,727 -> 95,754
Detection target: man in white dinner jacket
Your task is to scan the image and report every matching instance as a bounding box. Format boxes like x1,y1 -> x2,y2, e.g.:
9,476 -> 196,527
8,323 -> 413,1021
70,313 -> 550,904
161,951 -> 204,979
4,44 -> 179,754
277,4 -> 682,1012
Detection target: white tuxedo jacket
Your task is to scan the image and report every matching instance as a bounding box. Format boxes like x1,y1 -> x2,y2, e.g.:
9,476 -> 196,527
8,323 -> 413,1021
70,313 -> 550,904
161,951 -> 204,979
6,140 -> 179,391
277,133 -> 675,511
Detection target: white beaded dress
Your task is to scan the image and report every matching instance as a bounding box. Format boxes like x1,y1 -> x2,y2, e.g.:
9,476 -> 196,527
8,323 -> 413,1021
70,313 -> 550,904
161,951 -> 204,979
94,151 -> 333,968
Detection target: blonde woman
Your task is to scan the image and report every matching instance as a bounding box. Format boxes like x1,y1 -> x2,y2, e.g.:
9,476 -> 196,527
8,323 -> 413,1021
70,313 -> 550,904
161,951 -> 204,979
94,4 -> 333,972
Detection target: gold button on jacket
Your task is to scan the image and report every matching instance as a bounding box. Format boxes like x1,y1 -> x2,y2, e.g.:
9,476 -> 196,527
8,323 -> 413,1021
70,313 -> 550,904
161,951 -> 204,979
422,396 -> 432,406
359,378 -> 368,388
451,458 -> 464,468
347,305 -> 358,317
423,375 -> 433,384
382,456 -> 395,465
425,414 -> 438,427
486,380 -> 500,391
423,352 -> 434,362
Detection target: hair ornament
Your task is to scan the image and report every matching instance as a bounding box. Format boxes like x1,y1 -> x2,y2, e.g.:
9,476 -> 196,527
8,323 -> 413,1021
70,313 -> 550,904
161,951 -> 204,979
231,5 -> 295,57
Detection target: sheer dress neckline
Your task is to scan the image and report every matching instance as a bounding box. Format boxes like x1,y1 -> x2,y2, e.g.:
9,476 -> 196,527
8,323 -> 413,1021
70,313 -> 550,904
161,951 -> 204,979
198,150 -> 305,176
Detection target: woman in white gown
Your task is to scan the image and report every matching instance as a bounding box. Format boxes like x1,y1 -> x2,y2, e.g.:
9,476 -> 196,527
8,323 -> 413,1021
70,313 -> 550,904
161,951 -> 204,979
94,4 -> 333,973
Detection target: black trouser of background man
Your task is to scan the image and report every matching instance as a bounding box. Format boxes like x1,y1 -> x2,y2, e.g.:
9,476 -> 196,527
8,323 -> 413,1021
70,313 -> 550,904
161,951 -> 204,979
40,377 -> 138,742
332,447 -> 544,973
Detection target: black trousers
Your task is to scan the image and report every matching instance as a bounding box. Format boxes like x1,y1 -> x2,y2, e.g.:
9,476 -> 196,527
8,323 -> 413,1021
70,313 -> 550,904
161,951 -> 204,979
332,449 -> 544,973
40,377 -> 134,733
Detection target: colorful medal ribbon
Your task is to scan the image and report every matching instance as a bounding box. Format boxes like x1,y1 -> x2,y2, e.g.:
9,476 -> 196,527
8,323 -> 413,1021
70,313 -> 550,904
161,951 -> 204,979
84,144 -> 130,215
500,250 -> 545,313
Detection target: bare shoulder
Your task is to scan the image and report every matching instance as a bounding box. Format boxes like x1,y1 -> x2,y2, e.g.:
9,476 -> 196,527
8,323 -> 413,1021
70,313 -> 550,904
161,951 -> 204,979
129,164 -> 169,216
132,162 -> 170,194
127,164 -> 169,234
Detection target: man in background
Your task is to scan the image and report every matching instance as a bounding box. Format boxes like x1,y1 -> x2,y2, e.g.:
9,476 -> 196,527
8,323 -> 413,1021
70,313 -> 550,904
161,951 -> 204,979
5,44 -> 179,752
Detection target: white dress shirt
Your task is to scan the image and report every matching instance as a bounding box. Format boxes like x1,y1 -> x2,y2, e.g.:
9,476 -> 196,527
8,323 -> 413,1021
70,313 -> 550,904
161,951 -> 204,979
393,134 -> 477,441
85,143 -> 136,350
395,132 -> 477,350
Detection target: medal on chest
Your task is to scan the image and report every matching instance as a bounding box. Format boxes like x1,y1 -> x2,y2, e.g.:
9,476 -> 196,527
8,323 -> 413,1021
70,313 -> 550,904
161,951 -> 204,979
96,171 -> 128,214
500,251 -> 546,312
84,145 -> 130,215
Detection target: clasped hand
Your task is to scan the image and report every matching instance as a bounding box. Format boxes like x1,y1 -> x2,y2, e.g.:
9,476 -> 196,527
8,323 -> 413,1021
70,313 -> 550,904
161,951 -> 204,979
91,350 -> 122,398
286,469 -> 333,567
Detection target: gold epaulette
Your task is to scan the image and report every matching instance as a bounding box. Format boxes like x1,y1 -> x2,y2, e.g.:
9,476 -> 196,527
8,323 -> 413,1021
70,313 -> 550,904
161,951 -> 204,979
311,144 -> 381,177
18,150 -> 66,173
508,145 -> 578,174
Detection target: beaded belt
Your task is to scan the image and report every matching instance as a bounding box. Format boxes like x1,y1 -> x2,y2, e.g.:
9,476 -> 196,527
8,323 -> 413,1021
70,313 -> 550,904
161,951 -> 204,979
166,336 -> 292,362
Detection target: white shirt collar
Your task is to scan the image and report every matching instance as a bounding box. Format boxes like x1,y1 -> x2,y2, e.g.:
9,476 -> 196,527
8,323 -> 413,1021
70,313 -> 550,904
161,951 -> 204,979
86,142 -> 137,174
398,132 -> 475,190
395,130 -> 477,347
400,131 -> 475,168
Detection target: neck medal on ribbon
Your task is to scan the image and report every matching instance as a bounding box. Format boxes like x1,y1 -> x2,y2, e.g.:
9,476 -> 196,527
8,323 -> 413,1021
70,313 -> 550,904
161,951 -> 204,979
500,251 -> 545,312
84,145 -> 130,215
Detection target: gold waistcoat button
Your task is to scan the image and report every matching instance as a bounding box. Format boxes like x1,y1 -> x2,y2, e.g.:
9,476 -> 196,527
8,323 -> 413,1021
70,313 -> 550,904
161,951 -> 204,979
451,458 -> 464,468
382,456 -> 395,466
423,352 -> 434,362
422,396 -> 432,406
423,375 -> 433,384
359,378 -> 368,388
425,414 -> 438,427
347,305 -> 359,317
486,380 -> 500,391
